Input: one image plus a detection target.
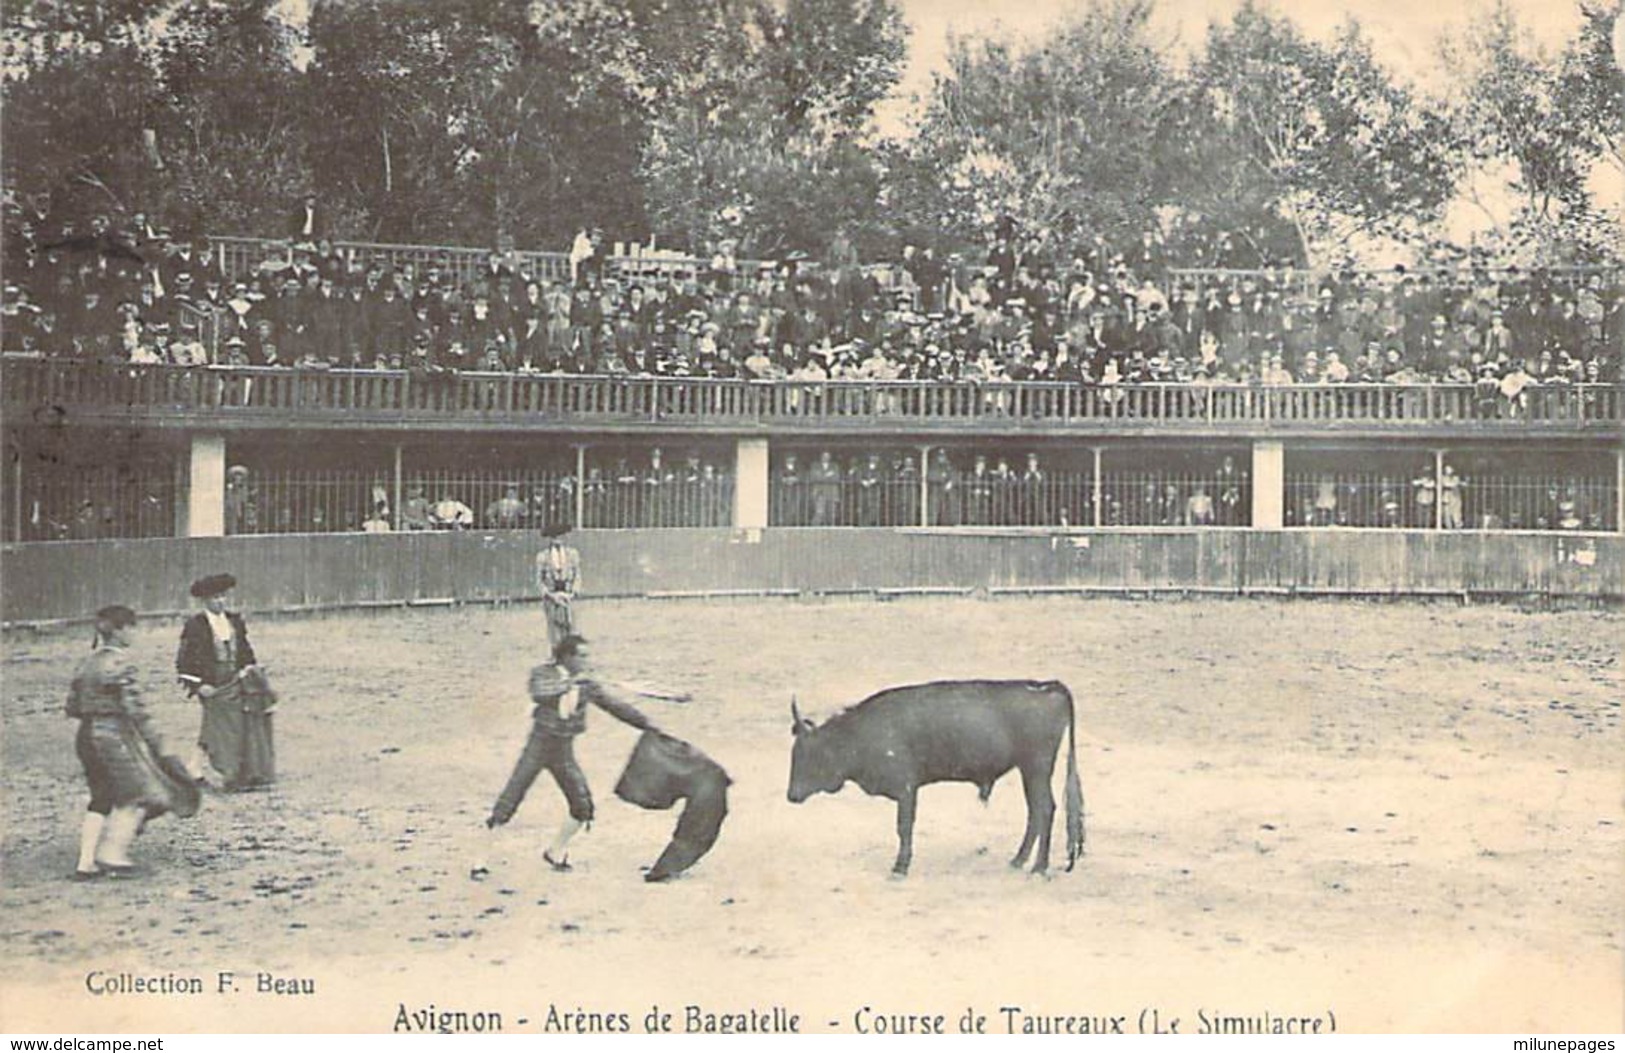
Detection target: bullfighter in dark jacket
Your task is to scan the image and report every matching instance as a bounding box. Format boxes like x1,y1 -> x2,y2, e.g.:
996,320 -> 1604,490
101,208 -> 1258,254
484,635 -> 726,880
177,574 -> 275,791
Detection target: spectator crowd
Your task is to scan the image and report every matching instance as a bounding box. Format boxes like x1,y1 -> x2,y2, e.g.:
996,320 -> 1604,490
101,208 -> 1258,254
4,210 -> 1620,398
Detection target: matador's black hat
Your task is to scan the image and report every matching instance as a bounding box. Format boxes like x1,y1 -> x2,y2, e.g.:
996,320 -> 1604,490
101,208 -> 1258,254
190,573 -> 237,599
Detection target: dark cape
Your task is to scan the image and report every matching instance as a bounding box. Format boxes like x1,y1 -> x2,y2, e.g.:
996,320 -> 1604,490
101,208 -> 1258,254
614,730 -> 731,882
177,612 -> 275,789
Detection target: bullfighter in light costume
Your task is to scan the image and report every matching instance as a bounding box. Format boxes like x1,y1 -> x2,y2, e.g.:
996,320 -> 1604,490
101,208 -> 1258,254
536,522 -> 581,654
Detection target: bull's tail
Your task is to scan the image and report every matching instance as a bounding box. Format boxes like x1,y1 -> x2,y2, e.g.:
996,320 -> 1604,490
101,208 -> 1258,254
1055,681 -> 1086,871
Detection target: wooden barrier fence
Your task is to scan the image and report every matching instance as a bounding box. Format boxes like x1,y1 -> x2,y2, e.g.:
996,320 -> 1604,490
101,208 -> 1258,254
3,529 -> 1618,624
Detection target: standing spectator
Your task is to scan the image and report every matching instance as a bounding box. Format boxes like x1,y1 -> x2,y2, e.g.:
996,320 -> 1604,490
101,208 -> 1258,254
1215,455 -> 1246,526
964,454 -> 994,525
927,448 -> 962,526
289,192 -> 324,244
486,486 -> 528,529
1020,452 -> 1050,526
568,227 -> 598,286
855,452 -> 885,526
1186,483 -> 1216,526
808,450 -> 844,526
1440,465 -> 1464,530
224,465 -> 255,534
641,447 -> 676,527
775,453 -> 804,526
569,284 -> 601,362
399,484 -> 432,530
1508,294 -> 1550,360
373,281 -> 412,365
1483,309 -> 1515,362
892,452 -> 920,527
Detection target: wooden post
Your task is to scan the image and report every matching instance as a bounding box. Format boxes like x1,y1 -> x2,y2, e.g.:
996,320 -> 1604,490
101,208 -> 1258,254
918,444 -> 932,527
1433,448 -> 1444,531
11,446 -> 21,542
1091,446 -> 1103,528
1616,448 -> 1623,535
393,443 -> 404,531
173,451 -> 187,537
574,444 -> 586,530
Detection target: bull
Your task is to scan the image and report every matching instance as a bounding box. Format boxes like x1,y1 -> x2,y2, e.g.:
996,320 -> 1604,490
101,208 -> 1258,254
787,680 -> 1085,876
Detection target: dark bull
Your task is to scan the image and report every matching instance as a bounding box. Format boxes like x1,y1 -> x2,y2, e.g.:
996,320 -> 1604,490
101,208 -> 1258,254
787,680 -> 1085,876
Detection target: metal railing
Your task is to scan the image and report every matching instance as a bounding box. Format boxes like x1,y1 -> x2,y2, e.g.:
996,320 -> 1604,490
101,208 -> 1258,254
5,358 -> 1620,432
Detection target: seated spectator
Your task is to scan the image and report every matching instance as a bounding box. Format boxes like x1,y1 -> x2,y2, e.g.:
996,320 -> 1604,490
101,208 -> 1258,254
362,503 -> 393,533
430,493 -> 474,530
485,486 -> 527,529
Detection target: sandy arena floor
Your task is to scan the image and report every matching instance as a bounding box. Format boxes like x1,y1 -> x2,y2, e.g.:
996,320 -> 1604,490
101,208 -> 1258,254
1,597 -> 1620,1034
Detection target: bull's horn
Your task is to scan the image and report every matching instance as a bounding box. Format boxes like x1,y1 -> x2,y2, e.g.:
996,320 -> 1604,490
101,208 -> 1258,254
790,695 -> 804,727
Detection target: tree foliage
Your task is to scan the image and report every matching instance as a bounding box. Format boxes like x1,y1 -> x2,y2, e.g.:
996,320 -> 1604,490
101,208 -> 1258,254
306,0 -> 647,246
900,0 -> 1182,251
1438,0 -> 1623,264
635,0 -> 906,257
3,0 -> 1610,267
1194,1 -> 1459,267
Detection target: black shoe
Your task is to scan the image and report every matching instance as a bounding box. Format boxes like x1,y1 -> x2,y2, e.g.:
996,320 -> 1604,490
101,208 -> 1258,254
69,868 -> 105,882
543,851 -> 572,873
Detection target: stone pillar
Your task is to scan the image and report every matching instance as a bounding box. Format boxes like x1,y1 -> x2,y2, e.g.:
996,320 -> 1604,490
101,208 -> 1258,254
734,437 -> 769,529
1251,440 -> 1284,530
186,433 -> 227,538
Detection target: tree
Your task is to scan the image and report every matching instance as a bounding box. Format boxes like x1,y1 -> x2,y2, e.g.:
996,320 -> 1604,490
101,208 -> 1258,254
1194,2 -> 1459,269
1,0 -> 172,223
898,0 -> 1184,253
1439,0 -> 1623,264
149,0 -> 310,235
636,0 -> 906,258
305,0 -> 647,247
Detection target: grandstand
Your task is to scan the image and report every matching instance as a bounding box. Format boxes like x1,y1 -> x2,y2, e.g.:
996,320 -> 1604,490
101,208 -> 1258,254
2,227 -> 1620,620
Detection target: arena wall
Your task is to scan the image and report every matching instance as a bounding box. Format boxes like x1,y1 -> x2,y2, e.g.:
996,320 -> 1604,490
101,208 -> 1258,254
2,529 -> 1619,625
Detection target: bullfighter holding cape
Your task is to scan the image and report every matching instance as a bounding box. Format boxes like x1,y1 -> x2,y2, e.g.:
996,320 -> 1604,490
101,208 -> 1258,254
68,605 -> 200,879
482,634 -> 729,882
177,574 -> 277,791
